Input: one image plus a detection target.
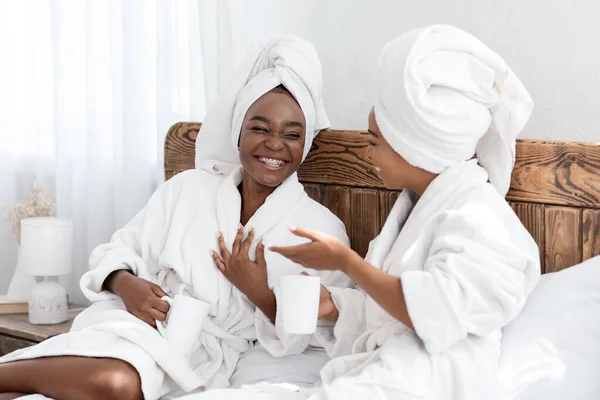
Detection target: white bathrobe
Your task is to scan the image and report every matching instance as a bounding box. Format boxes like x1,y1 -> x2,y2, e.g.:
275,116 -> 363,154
0,167 -> 351,400
160,161 -> 540,400
1,33 -> 344,400
183,25 -> 540,400
308,160 -> 540,400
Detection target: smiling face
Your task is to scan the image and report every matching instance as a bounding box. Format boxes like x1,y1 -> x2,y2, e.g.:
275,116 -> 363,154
238,87 -> 306,188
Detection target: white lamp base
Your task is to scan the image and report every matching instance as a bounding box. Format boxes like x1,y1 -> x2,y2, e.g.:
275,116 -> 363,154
28,280 -> 68,325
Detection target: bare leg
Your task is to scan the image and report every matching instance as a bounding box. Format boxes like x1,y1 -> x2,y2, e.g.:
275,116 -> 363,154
0,394 -> 27,400
0,356 -> 143,400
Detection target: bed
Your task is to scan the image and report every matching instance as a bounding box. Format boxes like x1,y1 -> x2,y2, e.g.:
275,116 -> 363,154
18,124 -> 600,400
163,123 -> 600,399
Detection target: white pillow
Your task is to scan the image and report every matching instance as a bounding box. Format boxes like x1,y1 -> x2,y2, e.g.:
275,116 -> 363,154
499,256 -> 600,400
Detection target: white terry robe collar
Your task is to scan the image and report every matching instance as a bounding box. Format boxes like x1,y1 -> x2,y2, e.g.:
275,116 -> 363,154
366,159 -> 488,274
216,166 -> 306,250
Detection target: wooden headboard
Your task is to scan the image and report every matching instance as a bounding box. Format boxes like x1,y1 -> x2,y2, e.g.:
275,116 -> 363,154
165,122 -> 600,274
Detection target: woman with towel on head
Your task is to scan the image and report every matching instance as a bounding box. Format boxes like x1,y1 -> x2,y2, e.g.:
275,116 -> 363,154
0,35 -> 353,400
271,25 -> 541,399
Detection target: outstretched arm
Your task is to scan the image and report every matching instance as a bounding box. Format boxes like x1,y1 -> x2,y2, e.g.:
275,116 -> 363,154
269,226 -> 413,329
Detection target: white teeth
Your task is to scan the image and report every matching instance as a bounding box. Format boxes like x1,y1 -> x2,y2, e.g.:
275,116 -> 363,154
259,157 -> 285,167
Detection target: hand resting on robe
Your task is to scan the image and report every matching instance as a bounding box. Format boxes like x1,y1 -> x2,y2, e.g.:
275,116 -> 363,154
211,226 -> 277,322
104,269 -> 170,328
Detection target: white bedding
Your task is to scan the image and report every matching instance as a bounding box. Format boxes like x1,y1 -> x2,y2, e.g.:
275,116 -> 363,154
15,253 -> 600,400
230,345 -> 329,389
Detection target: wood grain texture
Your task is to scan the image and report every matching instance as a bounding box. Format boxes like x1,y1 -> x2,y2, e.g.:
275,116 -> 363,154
298,130 -> 382,188
583,209 -> 600,261
509,140 -> 600,207
0,334 -> 35,357
544,206 -> 582,273
379,191 -> 400,230
510,202 -> 546,273
321,186 -> 351,235
164,122 -> 201,181
303,183 -> 322,203
0,309 -> 82,342
350,189 -> 380,257
164,124 -> 600,210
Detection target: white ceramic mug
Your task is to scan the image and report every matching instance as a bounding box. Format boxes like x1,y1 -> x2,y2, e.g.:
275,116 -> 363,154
280,275 -> 321,334
156,294 -> 211,358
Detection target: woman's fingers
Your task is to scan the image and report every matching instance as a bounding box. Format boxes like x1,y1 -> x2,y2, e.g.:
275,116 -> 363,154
269,243 -> 311,261
151,283 -> 168,299
149,308 -> 168,322
232,225 -> 244,255
255,239 -> 266,267
217,233 -> 231,264
211,250 -> 226,273
269,247 -> 306,266
151,295 -> 170,313
242,228 -> 255,255
288,226 -> 322,241
268,244 -> 297,258
141,314 -> 157,329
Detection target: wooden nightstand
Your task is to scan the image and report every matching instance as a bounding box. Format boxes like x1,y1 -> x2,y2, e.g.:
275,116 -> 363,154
0,308 -> 84,356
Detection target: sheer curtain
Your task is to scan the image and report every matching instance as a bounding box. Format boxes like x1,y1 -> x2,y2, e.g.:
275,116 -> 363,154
0,0 -> 285,304
0,0 -> 212,304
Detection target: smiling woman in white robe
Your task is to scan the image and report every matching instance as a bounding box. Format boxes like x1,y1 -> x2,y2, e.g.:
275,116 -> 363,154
0,35 -> 352,400
269,25 -> 541,400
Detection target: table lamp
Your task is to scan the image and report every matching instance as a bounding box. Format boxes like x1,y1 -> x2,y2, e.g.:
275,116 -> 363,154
20,217 -> 73,325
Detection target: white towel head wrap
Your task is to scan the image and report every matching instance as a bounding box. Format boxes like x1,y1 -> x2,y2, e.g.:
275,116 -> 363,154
374,25 -> 533,195
195,34 -> 330,176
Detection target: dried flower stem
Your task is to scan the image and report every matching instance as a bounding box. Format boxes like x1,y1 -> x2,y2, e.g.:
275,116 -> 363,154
2,183 -> 56,245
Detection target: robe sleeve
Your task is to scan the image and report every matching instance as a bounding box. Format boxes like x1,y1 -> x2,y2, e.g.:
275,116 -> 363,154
401,203 -> 541,354
79,178 -> 175,302
315,285 -> 368,358
255,211 -> 355,357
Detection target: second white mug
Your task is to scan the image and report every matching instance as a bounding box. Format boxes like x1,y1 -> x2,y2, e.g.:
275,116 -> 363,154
280,275 -> 321,334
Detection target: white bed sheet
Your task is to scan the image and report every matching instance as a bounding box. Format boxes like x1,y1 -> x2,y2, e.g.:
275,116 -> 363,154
160,344 -> 328,399
230,344 -> 329,388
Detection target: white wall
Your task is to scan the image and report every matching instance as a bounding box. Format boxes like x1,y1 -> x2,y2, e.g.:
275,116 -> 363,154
2,1 -> 598,295
273,0 -> 600,142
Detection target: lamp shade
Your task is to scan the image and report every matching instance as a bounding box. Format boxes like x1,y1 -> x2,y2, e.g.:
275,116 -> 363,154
20,217 -> 73,276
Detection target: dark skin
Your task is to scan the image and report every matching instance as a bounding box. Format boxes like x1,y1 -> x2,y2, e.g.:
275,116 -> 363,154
212,88 -> 306,323
0,357 -> 142,400
211,88 -> 336,322
0,88 -> 318,399
270,108 -> 438,329
237,88 -> 307,223
105,88 -> 310,326
104,269 -> 169,328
